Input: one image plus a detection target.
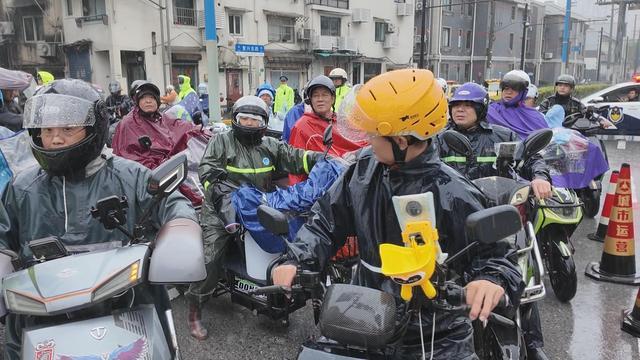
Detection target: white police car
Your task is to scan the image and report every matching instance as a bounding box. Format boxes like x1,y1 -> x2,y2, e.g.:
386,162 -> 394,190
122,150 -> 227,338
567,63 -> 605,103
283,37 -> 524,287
581,81 -> 640,135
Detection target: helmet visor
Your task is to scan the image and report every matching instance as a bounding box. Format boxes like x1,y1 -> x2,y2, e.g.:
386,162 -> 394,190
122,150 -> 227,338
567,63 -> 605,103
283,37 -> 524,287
23,94 -> 96,128
336,85 -> 371,142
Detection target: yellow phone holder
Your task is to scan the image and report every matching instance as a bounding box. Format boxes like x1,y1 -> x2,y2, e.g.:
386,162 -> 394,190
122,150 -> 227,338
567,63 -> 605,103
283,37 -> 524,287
379,220 -> 439,301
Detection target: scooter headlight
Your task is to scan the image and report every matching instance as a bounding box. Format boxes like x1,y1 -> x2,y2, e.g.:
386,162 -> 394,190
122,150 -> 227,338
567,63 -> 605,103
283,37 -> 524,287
5,290 -> 48,315
92,261 -> 141,303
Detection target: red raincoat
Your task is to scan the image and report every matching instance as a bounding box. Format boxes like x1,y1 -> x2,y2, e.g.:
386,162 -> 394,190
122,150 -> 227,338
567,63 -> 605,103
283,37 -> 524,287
288,111 -> 366,184
111,108 -> 206,205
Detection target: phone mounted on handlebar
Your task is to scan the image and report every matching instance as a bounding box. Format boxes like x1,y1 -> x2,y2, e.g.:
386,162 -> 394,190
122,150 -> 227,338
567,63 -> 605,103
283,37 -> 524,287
28,236 -> 69,263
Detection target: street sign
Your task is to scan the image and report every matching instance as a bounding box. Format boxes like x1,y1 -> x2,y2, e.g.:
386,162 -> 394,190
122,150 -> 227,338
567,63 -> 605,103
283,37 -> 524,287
235,43 -> 265,57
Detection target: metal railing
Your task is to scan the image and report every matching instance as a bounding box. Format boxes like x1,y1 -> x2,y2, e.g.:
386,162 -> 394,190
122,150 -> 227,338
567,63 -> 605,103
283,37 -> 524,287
174,7 -> 196,26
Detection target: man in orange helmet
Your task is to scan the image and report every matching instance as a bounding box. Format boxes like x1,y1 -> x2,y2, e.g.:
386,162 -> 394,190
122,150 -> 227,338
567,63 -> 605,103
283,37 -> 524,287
273,69 -> 524,358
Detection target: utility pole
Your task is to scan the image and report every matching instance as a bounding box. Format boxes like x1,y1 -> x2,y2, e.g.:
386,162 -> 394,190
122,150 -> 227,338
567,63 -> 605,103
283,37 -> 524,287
159,0 -> 167,90
205,0 -> 221,122
634,14 -> 639,74
560,0 -> 571,75
486,0 -> 496,78
470,0 -> 477,82
419,0 -> 427,69
607,3 -> 614,81
520,2 -> 528,69
597,27 -> 603,81
614,1 -> 627,82
165,2 -> 173,83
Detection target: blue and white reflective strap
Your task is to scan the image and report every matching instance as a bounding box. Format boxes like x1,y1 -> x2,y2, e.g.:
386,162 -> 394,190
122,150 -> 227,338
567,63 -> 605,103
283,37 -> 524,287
360,258 -> 382,273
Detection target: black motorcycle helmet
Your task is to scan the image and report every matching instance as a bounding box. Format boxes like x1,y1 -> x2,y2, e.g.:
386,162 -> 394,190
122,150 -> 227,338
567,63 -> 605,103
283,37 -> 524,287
555,74 -> 576,88
133,82 -> 161,106
304,75 -> 336,105
232,95 -> 269,146
24,79 -> 109,178
499,70 -> 530,93
128,79 -> 147,98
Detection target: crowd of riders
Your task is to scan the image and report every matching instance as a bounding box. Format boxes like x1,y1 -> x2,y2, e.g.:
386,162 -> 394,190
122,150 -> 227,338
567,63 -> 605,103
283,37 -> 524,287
0,63 -> 610,359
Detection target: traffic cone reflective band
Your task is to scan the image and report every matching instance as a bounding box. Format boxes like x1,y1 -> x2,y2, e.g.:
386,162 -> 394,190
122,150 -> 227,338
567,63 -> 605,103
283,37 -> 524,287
588,170 -> 619,242
586,164 -> 640,284
621,288 -> 640,337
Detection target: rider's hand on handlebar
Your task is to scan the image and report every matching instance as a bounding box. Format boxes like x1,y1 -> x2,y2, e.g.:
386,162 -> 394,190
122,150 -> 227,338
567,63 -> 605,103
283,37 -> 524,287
531,179 -> 552,200
272,264 -> 297,290
465,280 -> 505,322
598,117 -> 614,129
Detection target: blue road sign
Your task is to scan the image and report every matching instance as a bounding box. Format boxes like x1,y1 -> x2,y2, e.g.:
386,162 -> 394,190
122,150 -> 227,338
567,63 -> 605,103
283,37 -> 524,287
235,43 -> 265,57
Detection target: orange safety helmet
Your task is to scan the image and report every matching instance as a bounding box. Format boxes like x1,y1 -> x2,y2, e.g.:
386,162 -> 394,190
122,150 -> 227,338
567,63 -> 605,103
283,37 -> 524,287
339,69 -> 447,141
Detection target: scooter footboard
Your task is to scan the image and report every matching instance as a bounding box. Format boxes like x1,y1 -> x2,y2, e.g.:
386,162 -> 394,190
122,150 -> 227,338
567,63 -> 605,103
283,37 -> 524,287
22,304 -> 171,360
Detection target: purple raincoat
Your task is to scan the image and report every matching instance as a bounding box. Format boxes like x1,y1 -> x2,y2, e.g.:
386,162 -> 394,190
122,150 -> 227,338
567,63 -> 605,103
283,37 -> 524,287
487,90 -> 549,140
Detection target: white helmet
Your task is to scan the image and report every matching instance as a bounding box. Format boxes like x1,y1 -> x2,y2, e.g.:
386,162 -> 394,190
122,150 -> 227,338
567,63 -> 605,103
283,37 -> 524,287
526,84 -> 538,99
435,78 -> 448,93
329,68 -> 348,81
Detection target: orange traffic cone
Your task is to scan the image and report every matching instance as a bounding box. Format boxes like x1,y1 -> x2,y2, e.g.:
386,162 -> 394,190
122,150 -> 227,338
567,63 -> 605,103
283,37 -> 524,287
622,288 -> 640,337
586,163 -> 640,284
589,170 -> 620,242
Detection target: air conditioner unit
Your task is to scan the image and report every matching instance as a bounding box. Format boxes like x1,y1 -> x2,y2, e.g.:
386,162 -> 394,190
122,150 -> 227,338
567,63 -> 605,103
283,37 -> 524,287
385,23 -> 397,33
352,8 -> 371,23
297,28 -> 313,41
36,43 -> 56,57
383,34 -> 399,49
338,37 -> 358,52
313,35 -> 338,51
0,22 -> 15,36
544,52 -> 553,60
397,2 -> 414,16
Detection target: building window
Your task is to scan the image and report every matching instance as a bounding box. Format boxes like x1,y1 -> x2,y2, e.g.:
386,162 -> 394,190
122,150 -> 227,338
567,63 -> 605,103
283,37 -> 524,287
268,16 -> 295,43
364,63 -> 381,83
375,22 -> 386,42
509,33 -> 514,50
173,0 -> 196,26
441,63 -> 449,79
307,0 -> 349,9
511,6 -> 516,20
442,27 -> 451,47
82,0 -> 106,17
228,14 -> 242,35
66,0 -> 73,16
466,30 -> 472,49
443,0 -> 452,11
457,29 -> 462,48
353,62 -> 361,85
321,16 -> 341,36
23,16 -> 44,42
464,63 -> 470,81
467,2 -> 474,16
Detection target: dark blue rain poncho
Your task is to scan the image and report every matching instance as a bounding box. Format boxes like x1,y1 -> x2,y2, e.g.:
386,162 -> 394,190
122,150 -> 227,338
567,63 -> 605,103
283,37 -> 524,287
232,158 -> 346,253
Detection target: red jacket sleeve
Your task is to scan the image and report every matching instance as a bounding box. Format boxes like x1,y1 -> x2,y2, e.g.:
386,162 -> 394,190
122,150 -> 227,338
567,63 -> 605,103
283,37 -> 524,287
288,123 -> 310,185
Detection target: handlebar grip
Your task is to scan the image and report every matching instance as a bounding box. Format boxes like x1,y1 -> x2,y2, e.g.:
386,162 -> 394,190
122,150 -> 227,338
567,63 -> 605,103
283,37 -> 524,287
488,312 -> 516,328
247,285 -> 289,296
456,288 -> 507,308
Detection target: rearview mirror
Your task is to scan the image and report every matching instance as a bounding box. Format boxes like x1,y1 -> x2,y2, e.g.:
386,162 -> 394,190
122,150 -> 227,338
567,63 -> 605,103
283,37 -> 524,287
147,154 -> 187,196
323,124 -> 334,147
441,130 -> 473,158
519,129 -> 552,160
257,205 -> 289,236
465,205 -> 522,245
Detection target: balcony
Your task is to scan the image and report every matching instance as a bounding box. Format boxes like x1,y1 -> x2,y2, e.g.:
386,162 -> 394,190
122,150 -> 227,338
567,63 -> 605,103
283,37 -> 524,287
174,7 -> 197,26
305,0 -> 349,9
313,35 -> 339,51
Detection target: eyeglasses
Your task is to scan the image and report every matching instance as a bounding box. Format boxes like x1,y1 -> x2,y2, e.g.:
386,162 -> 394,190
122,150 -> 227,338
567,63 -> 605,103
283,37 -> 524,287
39,127 -> 85,139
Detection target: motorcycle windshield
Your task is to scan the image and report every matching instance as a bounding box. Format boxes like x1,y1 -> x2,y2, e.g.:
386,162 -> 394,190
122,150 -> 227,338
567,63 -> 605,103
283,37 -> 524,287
472,176 -> 522,206
541,129 -> 609,188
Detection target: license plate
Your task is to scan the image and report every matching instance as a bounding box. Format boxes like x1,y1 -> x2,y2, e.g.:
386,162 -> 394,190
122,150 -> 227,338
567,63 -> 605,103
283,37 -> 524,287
234,277 -> 266,300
